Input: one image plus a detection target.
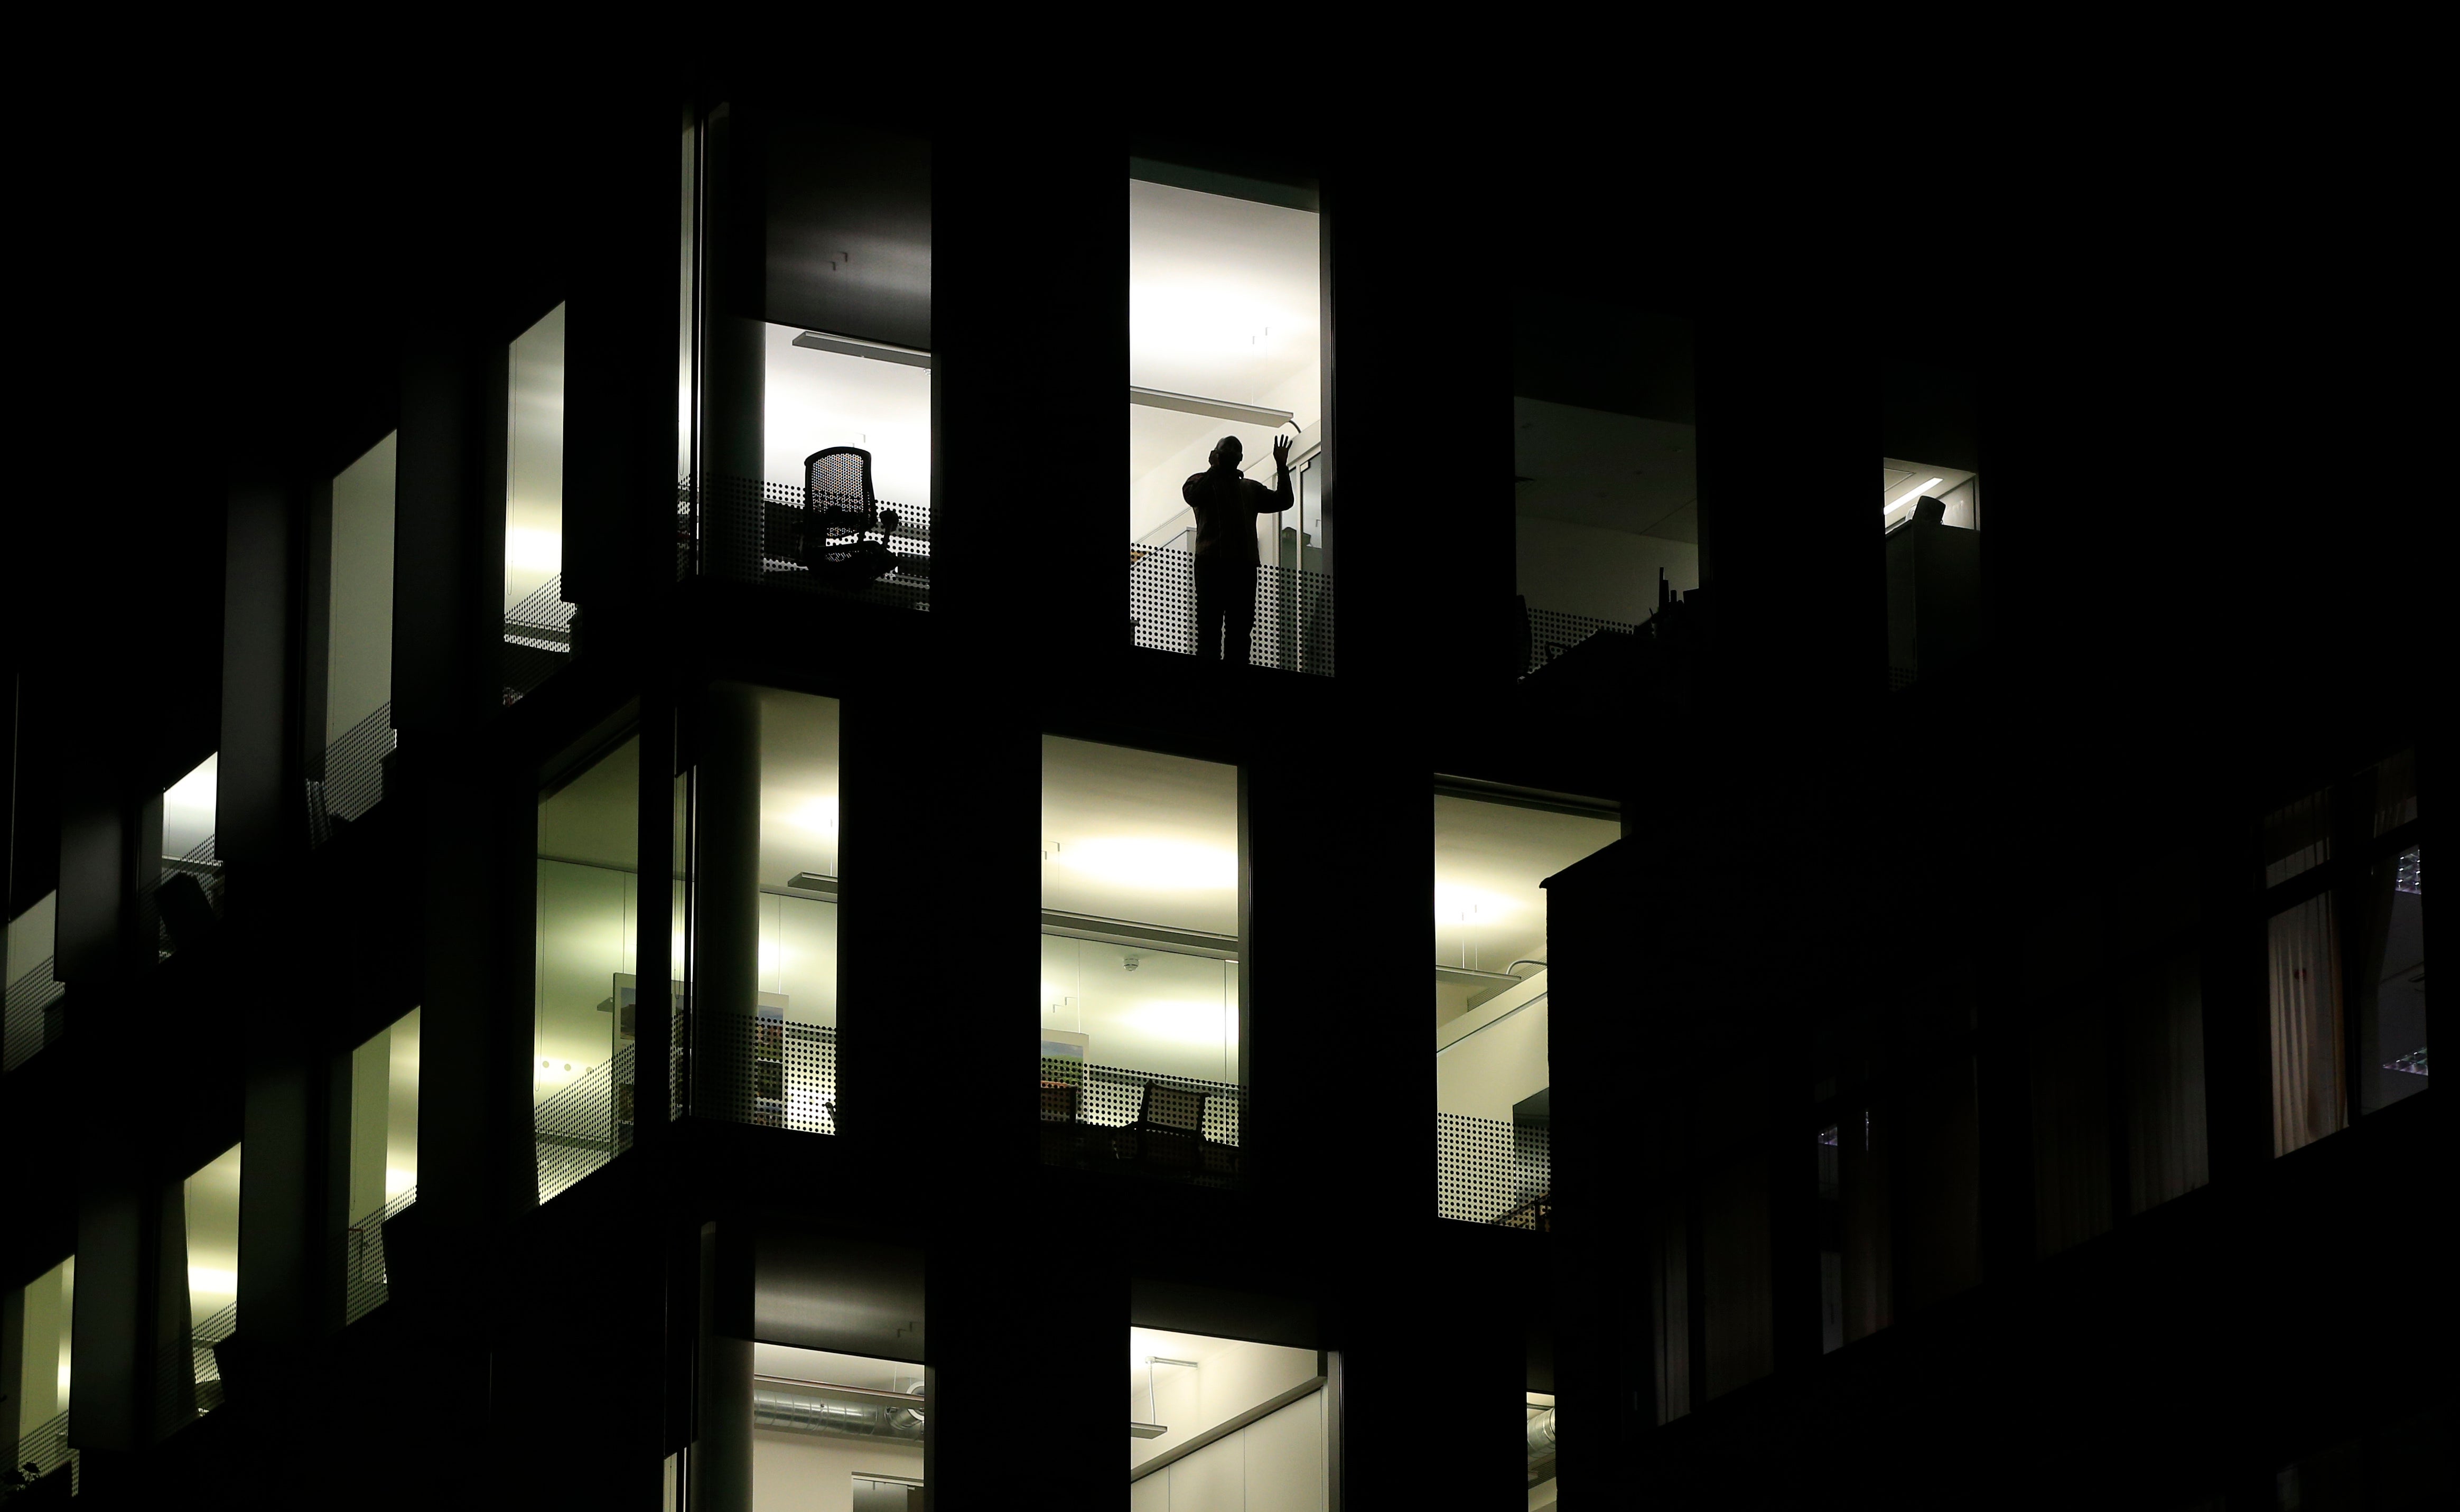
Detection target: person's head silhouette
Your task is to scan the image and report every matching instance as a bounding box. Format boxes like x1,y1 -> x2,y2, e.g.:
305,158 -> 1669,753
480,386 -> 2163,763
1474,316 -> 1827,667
1209,436 -> 1243,470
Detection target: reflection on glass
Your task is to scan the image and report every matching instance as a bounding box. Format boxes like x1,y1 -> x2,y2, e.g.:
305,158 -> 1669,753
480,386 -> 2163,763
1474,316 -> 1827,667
2361,845 -> 2426,1115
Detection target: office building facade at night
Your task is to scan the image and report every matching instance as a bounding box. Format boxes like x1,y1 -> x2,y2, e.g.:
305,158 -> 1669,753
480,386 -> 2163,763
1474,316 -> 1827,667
2,75 -> 2440,1510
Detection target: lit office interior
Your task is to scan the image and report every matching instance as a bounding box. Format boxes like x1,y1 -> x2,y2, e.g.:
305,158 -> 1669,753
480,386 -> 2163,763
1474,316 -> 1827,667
503,304 -> 571,701
171,1143 -> 240,1423
1128,166 -> 1327,673
1512,396 -> 1700,678
1128,1327 -> 1324,1510
1434,791 -> 1618,1227
1526,1392 -> 1559,1507
685,117 -> 932,605
5,1255 -> 75,1490
1041,737 -> 1243,1177
534,731 -> 646,1200
313,431 -> 398,838
156,752 -> 221,955
751,1342 -> 926,1511
343,1007 -> 420,1322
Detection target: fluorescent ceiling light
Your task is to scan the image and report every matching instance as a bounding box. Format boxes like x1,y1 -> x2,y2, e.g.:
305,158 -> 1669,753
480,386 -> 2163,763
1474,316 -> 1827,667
1129,386 -> 1295,427
1885,477 -> 1945,515
795,330 -> 932,369
1053,838 -> 1236,891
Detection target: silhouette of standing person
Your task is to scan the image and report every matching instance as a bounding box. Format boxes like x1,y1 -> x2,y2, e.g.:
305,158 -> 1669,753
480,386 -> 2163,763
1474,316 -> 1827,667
1184,433 -> 1296,664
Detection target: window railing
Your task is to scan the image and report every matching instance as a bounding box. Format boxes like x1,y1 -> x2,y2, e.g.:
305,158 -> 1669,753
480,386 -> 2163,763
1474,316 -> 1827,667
683,475 -> 933,611
13,1410 -> 74,1498
1438,1113 -> 1551,1229
309,702 -> 397,845
3,958 -> 66,1074
342,1186 -> 418,1325
1038,1057 -> 1245,1186
504,577 -> 577,705
151,836 -> 225,960
157,1299 -> 238,1430
1130,543 -> 1332,675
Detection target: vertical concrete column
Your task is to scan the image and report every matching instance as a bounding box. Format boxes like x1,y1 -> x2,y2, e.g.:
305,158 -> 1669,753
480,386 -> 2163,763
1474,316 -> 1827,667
695,101 -> 766,584
926,1249 -> 1120,1511
691,682 -> 761,1121
692,1221 -> 753,1512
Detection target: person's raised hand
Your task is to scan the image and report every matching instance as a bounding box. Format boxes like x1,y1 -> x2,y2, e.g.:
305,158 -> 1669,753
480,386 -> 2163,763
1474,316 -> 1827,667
1273,433 -> 1296,465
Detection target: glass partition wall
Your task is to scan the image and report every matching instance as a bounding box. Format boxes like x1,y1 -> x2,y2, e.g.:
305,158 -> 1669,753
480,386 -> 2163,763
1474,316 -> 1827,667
1433,790 -> 1617,1228
683,110 -> 933,608
1041,737 -> 1244,1181
1128,164 -> 1328,674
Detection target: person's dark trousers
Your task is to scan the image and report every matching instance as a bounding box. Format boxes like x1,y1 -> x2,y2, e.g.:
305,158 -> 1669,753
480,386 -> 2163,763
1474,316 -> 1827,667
1194,559 -> 1257,665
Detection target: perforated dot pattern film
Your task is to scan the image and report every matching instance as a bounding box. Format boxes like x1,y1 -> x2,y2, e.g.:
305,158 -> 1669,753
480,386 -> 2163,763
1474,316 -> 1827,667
309,701 -> 397,845
1438,1113 -> 1552,1230
536,1044 -> 635,1204
696,1013 -> 841,1135
1521,606 -> 1638,680
686,474 -> 931,611
13,1408 -> 75,1497
1129,544 -> 1334,675
3,955 -> 66,1074
502,574 -> 577,705
1037,1057 -> 1244,1186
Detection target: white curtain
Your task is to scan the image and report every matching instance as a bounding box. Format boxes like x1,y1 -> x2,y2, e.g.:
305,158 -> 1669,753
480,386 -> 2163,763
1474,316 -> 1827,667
2268,895 -> 2344,1154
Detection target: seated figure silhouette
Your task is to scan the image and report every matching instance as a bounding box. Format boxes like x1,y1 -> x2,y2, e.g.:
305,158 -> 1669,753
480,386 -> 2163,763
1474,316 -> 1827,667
1182,433 -> 1295,664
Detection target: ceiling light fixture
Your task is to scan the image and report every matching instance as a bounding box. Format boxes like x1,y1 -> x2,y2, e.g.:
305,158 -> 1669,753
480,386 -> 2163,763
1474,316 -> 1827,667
1129,386 -> 1296,427
1884,477 -> 1945,515
795,330 -> 931,370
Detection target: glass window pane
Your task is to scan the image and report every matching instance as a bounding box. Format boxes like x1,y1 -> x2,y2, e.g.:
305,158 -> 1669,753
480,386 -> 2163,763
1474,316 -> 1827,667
2267,894 -> 2344,1154
2359,845 -> 2426,1115
1129,169 -> 1325,673
179,1144 -> 242,1419
536,736 -> 641,1199
2122,950 -> 2209,1211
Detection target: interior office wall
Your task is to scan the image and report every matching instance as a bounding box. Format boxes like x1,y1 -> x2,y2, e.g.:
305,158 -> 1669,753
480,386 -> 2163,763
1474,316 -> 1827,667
327,434 -> 397,745
183,1144 -> 241,1334
1514,514 -> 1699,624
1041,934 -> 1234,1082
9,1256 -> 72,1434
761,328 -> 932,510
506,305 -> 568,614
1040,737 -> 1240,938
347,1008 -> 421,1224
1129,1387 -> 1325,1512
1129,1337 -> 1316,1475
750,1427 -> 922,1512
1436,1000 -> 1549,1121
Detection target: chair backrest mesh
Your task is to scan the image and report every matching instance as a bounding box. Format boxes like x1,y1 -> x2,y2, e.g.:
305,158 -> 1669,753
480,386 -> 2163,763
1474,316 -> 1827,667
805,447 -> 875,514
1141,1082 -> 1207,1133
